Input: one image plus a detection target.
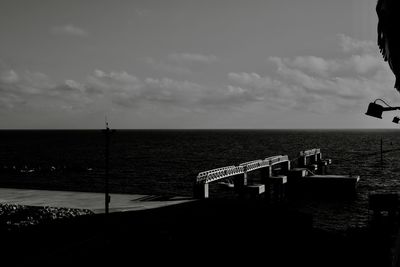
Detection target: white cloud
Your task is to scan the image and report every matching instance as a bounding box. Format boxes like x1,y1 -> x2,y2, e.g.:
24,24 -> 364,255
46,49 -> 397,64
0,70 -> 19,83
1,34 -> 395,126
285,56 -> 338,77
87,70 -> 214,107
0,67 -> 102,111
89,70 -> 142,92
338,34 -> 376,54
347,54 -> 383,74
51,25 -> 88,37
268,55 -> 388,102
144,77 -> 205,103
64,80 -> 86,92
228,72 -> 281,89
92,69 -> 140,84
270,53 -> 385,78
227,35 -> 396,114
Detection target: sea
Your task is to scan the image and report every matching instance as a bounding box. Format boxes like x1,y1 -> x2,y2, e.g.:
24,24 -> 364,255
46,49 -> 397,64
1,129 -> 400,232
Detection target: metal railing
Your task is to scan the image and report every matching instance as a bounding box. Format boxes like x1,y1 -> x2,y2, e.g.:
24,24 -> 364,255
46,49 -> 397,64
196,155 -> 290,184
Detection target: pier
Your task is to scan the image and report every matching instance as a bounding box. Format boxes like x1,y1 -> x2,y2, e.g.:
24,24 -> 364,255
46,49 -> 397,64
194,148 -> 359,199
298,148 -> 332,174
194,155 -> 290,199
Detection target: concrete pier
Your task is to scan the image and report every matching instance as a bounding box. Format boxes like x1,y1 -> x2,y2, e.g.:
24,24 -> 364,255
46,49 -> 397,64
194,149 -> 358,200
298,149 -> 332,175
287,167 -> 359,197
246,184 -> 266,198
234,173 -> 247,196
269,175 -> 287,202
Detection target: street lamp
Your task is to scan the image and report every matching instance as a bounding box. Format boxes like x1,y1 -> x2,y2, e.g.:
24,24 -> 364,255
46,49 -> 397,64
102,121 -> 116,215
365,99 -> 400,123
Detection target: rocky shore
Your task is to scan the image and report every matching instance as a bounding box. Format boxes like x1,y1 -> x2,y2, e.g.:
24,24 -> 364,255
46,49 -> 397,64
0,203 -> 93,231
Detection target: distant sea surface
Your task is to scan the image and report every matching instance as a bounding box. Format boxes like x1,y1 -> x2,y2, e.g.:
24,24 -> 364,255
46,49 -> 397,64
2,129 -> 400,231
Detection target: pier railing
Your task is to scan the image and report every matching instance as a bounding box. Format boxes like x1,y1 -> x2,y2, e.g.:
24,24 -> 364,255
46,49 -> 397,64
195,155 -> 290,185
196,166 -> 242,184
299,148 -> 321,157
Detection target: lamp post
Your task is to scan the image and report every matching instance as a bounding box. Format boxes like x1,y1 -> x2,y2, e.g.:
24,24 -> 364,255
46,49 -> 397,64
104,123 -> 111,215
102,122 -> 116,215
365,99 -> 400,122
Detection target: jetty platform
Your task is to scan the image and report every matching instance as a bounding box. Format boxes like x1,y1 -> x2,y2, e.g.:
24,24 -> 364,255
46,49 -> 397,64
194,148 -> 359,200
0,187 -> 194,213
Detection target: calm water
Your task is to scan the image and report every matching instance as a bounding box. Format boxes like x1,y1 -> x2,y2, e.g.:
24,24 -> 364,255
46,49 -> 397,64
1,129 -> 400,231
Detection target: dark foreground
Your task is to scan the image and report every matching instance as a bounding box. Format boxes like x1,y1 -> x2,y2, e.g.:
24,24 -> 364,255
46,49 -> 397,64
0,199 -> 396,267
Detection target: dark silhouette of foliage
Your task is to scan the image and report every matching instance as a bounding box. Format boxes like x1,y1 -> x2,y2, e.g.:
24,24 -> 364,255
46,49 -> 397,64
377,0 -> 400,91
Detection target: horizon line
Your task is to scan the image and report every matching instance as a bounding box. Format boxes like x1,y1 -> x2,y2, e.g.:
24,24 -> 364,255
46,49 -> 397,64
1,128 -> 400,131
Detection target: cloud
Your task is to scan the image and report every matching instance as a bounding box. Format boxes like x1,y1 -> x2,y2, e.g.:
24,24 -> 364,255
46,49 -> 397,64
268,54 -> 388,102
89,69 -> 143,94
0,66 -> 103,111
228,72 -> 281,89
51,25 -> 88,37
0,63 -> 266,116
338,34 -> 376,54
0,68 -> 53,109
55,80 -> 86,94
86,70 -> 215,108
1,34 -> 395,125
228,71 -> 300,110
227,34 -> 396,113
87,69 -> 267,110
281,56 -> 338,77
0,70 -> 19,83
270,54 -> 385,79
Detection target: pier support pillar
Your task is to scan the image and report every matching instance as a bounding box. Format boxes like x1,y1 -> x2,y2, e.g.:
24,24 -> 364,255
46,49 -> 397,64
270,176 -> 287,203
317,161 -> 327,175
194,183 -> 209,199
261,166 -> 272,202
281,161 -> 291,175
234,172 -> 248,197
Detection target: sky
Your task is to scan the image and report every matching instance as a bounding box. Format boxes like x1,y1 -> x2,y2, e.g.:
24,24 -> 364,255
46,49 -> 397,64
0,0 -> 399,129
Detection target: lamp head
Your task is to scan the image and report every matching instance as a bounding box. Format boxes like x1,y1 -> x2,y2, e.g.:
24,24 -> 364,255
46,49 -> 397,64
393,116 -> 400,124
365,102 -> 384,119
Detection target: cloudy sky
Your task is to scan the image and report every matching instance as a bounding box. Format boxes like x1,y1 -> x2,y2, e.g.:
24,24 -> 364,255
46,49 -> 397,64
0,0 -> 399,129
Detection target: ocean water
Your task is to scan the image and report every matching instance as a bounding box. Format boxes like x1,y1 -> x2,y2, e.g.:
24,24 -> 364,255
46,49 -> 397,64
1,129 -> 400,232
